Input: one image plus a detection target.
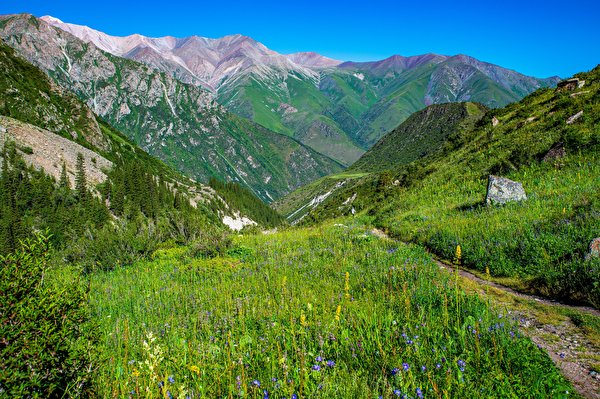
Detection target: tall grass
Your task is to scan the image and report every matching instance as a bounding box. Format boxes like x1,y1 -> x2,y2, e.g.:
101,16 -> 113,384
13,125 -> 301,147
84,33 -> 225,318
87,222 -> 574,398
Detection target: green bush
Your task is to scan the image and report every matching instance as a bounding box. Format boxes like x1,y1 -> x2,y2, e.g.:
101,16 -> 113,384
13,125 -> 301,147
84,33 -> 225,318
0,233 -> 96,397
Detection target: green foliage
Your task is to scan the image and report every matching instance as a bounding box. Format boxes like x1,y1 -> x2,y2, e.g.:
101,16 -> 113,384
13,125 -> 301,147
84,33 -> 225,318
281,66 -> 600,306
88,223 -> 574,398
209,177 -> 285,228
0,232 -> 96,397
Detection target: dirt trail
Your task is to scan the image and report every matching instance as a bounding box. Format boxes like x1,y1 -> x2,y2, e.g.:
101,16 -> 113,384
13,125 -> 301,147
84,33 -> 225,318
371,228 -> 600,398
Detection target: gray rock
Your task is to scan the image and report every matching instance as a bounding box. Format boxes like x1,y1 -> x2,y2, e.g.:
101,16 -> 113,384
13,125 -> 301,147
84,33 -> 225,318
0,125 -> 6,134
566,111 -> 583,125
557,78 -> 585,91
586,238 -> 600,260
492,116 -> 500,127
486,175 -> 527,205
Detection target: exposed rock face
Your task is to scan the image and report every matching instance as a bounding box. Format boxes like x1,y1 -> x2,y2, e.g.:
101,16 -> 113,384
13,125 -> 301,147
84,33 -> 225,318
486,175 -> 527,205
0,116 -> 112,188
542,142 -> 566,162
586,238 -> 600,260
557,78 -> 585,91
492,116 -> 500,127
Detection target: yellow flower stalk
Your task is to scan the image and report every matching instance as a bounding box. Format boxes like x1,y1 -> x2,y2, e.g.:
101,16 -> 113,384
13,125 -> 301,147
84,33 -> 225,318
335,304 -> 342,322
300,313 -> 308,327
454,245 -> 462,266
344,272 -> 350,299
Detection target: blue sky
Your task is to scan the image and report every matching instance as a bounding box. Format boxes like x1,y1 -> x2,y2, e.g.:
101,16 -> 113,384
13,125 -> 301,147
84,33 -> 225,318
1,0 -> 598,78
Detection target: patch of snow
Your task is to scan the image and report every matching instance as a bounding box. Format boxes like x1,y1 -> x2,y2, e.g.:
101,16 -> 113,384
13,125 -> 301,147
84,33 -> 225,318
222,212 -> 257,231
353,73 -> 365,81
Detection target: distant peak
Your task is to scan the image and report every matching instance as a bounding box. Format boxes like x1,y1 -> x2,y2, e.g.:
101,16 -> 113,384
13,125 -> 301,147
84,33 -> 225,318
40,15 -> 63,24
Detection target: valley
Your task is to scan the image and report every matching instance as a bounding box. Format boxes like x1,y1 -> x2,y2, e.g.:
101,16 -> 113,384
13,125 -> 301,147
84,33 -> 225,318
0,6 -> 598,399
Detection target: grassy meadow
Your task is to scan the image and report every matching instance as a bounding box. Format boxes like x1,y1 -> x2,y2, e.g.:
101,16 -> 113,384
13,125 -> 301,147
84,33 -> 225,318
81,221 -> 575,398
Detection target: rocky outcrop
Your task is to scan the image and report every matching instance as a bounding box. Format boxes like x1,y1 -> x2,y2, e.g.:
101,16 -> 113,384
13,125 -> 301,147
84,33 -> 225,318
486,175 -> 527,205
557,78 -> 585,92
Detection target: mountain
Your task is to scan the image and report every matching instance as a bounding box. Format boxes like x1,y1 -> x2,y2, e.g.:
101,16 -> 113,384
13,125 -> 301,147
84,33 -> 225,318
0,14 -> 343,202
275,65 -> 600,305
0,36 -> 284,234
39,16 -> 560,166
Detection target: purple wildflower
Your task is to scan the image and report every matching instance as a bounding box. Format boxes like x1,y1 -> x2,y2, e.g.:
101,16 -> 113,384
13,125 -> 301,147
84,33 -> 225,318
402,362 -> 410,371
416,387 -> 423,398
312,364 -> 321,371
316,356 -> 323,362
326,360 -> 336,367
391,367 -> 400,376
252,379 -> 261,387
457,359 -> 466,372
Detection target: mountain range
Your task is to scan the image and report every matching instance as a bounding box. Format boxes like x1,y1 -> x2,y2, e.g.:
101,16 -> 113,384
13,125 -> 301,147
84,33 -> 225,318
39,15 -> 560,166
0,13 -> 560,202
0,14 -> 342,203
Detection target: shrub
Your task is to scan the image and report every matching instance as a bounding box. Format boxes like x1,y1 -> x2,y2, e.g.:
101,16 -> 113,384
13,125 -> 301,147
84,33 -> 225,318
0,232 -> 96,397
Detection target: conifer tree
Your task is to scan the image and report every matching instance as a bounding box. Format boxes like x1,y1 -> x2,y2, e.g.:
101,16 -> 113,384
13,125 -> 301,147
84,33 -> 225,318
59,161 -> 69,190
75,153 -> 87,203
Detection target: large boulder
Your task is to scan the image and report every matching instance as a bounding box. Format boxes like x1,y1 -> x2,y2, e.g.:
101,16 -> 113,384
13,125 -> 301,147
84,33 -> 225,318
486,175 -> 527,205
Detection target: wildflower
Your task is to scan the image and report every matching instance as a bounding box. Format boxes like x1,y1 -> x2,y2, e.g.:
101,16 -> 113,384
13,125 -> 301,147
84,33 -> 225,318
454,245 -> 462,265
292,394 -> 298,399
335,305 -> 342,322
436,363 -> 441,369
393,389 -> 402,397
131,368 -> 140,378
168,375 -> 175,384
421,365 -> 426,372
271,377 -> 277,382
312,364 -> 321,371
391,367 -> 400,376
316,356 -> 323,362
263,390 -> 269,399
326,360 -> 336,368
189,365 -> 200,376
300,313 -> 308,327
252,379 -> 261,387
167,391 -> 174,399
416,387 -> 423,398
158,381 -> 164,389
402,362 -> 410,371
457,359 -> 466,372
559,353 -> 566,359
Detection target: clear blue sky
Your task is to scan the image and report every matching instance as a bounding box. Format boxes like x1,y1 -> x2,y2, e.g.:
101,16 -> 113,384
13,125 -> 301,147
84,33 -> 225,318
1,0 -> 598,78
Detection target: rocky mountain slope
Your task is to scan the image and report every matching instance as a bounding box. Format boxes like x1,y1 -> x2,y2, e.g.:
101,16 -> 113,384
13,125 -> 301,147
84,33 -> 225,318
0,14 -> 342,202
0,37 -> 286,230
39,16 -> 560,165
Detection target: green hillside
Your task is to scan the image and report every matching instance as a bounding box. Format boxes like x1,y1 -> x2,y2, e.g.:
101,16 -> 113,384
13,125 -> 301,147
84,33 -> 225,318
351,102 -> 487,172
277,66 -> 600,306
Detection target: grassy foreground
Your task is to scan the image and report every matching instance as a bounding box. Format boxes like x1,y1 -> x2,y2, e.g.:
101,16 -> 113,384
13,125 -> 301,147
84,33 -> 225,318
85,221 -> 575,398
